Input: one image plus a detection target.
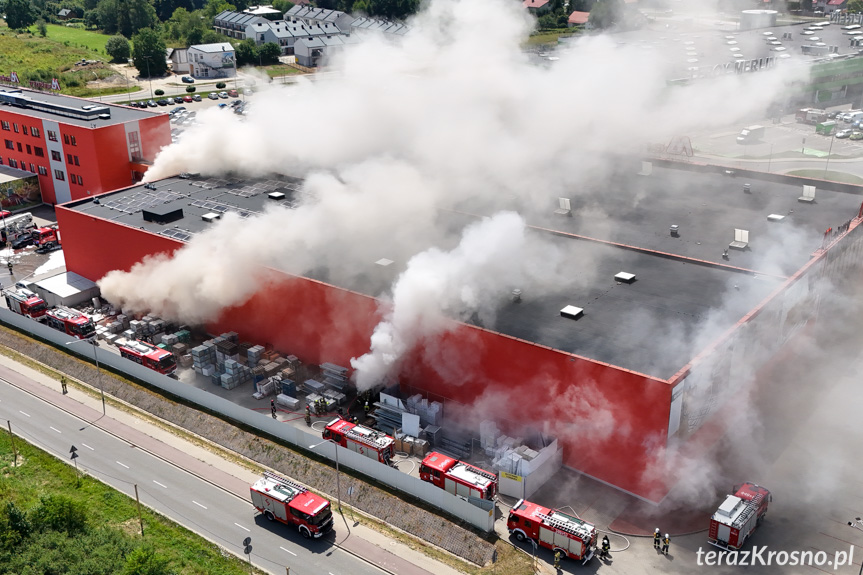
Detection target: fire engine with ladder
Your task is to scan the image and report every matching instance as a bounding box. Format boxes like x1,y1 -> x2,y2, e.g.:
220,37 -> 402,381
31,225 -> 61,252
250,471 -> 334,539
3,287 -> 48,319
323,418 -> 395,463
507,499 -> 596,562
118,339 -> 177,375
45,306 -> 96,339
419,452 -> 498,500
708,482 -> 771,551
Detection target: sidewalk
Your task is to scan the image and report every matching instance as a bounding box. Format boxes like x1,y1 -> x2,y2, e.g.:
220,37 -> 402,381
0,352 -> 467,575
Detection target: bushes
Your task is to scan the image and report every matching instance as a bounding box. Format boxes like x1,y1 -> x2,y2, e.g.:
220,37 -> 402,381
106,35 -> 131,63
215,82 -> 226,89
154,89 -> 164,96
186,86 -> 196,93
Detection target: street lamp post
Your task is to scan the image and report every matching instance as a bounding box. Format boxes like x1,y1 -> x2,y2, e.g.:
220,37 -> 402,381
848,518 -> 863,575
309,439 -> 341,513
65,338 -> 105,415
824,132 -> 837,179
91,71 -> 102,102
767,142 -> 774,173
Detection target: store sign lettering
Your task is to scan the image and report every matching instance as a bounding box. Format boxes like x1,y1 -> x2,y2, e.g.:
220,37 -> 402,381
0,71 -> 20,83
29,78 -> 61,91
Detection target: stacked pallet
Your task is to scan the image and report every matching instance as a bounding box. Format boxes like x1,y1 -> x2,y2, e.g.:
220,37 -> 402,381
480,420 -> 500,456
406,394 -> 442,426
247,345 -> 265,368
321,363 -> 349,391
191,344 -> 217,376
220,358 -> 251,390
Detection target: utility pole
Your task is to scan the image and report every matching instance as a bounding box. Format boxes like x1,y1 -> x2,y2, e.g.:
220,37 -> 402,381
7,421 -> 17,466
134,484 -> 144,536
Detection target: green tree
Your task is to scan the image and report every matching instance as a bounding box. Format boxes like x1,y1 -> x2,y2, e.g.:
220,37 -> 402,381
132,27 -> 168,77
0,501 -> 32,549
95,0 -> 120,33
29,495 -> 88,535
215,81 -> 226,88
258,42 -> 281,64
849,0 -> 863,12
122,545 -> 171,575
154,88 -> 164,95
124,0 -> 159,37
106,35 -> 131,62
200,29 -> 226,43
234,37 -> 257,66
588,0 -> 621,29
367,0 -> 418,19
5,0 -> 36,29
185,85 -> 196,92
538,13 -> 558,30
203,0 -> 234,19
36,18 -> 47,36
84,8 -> 100,27
271,0 -> 292,13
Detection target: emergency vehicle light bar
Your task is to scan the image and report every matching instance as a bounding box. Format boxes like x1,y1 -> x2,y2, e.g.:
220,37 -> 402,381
263,470 -> 308,494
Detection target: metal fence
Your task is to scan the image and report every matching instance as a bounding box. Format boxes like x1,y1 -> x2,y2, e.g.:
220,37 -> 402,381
0,308 -> 495,531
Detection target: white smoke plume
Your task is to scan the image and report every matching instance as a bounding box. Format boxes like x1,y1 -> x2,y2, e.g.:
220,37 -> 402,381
350,211 -> 529,390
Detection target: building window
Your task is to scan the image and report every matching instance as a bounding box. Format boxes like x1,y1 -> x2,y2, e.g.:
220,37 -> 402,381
1,121 -> 9,131
0,156 -> 3,165
26,144 -> 31,155
74,155 -> 79,166
4,140 -> 13,150
63,134 -> 77,146
31,127 -> 40,138
22,126 -> 28,136
127,131 -> 142,160
38,166 -> 47,176
67,153 -> 73,164
16,142 -> 21,152
51,150 -> 61,161
63,134 -> 69,145
76,175 -> 83,185
47,130 -> 57,141
34,147 -> 44,157
29,163 -> 35,173
9,159 -> 17,168
13,124 -> 18,133
54,169 -> 65,181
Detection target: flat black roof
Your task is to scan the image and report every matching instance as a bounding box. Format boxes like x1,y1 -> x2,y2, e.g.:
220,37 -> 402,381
0,87 -> 162,128
65,165 -> 862,379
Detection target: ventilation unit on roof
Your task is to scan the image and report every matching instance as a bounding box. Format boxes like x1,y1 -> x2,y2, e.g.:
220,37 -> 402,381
638,161 -> 652,176
375,258 -> 393,267
560,305 -> 583,320
268,191 -> 286,200
798,185 -> 816,203
555,197 -> 572,217
511,289 -> 522,302
767,214 -> 785,222
98,113 -> 110,120
615,272 -> 636,284
729,228 -> 750,250
202,212 -> 221,223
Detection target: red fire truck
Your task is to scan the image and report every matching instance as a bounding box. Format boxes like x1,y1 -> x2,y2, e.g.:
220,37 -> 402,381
118,340 -> 177,375
419,452 -> 498,500
708,482 -> 771,551
507,499 -> 596,562
31,226 -> 61,252
45,306 -> 95,339
322,418 -> 395,463
3,287 -> 48,319
250,471 -> 333,539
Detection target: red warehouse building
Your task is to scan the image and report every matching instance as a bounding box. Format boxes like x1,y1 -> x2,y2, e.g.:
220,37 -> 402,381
55,167 -> 863,501
0,88 -> 170,206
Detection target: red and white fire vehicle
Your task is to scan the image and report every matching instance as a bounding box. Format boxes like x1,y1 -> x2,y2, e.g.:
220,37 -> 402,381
708,482 -> 771,551
322,418 -> 395,463
118,339 -> 177,375
419,452 -> 498,500
31,226 -> 61,252
250,471 -> 333,539
45,306 -> 95,339
507,499 -> 596,562
3,287 -> 48,319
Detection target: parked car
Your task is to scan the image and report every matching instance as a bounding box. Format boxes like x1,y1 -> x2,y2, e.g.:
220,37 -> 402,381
156,99 -> 168,106
11,235 -> 34,249
192,94 -> 202,102
850,131 -> 863,140
208,93 -> 219,100
183,95 -> 193,103
147,100 -> 157,107
218,91 -> 229,99
827,111 -> 839,119
218,102 -> 228,108
227,89 -> 238,97
166,97 -> 176,105
243,87 -> 253,95
181,76 -> 195,83
173,106 -> 187,113
230,99 -> 242,107
836,129 -> 852,138
0,210 -> 10,219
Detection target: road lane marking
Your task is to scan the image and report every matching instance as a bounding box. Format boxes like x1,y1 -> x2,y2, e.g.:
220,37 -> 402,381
193,501 -> 207,509
81,444 -> 93,450
234,523 -> 250,532
117,461 -> 129,469
153,480 -> 167,488
19,411 -> 30,417
280,547 -> 296,556
50,426 -> 62,433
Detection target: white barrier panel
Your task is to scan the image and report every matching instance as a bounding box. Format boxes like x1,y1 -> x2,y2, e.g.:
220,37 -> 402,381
0,309 -> 495,532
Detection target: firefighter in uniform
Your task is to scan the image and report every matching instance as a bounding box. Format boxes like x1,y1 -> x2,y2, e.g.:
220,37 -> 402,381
662,533 -> 670,555
553,549 -> 563,570
271,399 -> 277,419
304,405 -> 312,426
364,400 -> 370,416
60,376 -> 68,394
600,535 -> 610,560
653,528 -> 661,549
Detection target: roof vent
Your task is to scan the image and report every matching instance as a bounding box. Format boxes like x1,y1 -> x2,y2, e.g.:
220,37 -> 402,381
614,272 -> 636,284
511,289 -> 522,302
560,305 -> 584,320
202,212 -> 221,223
554,197 -> 572,217
268,191 -> 286,200
798,185 -> 816,203
98,113 -> 110,120
375,258 -> 393,267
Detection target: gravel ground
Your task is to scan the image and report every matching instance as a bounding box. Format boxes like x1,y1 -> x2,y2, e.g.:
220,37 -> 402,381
0,327 -> 496,567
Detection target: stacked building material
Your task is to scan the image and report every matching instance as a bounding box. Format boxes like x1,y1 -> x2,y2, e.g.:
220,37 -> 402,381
220,358 -> 251,390
480,420 -> 500,456
280,379 -> 296,397
303,379 -> 325,394
247,345 -> 265,368
276,394 -> 300,410
322,389 -> 346,405
171,343 -> 188,357
191,344 -> 217,375
320,363 -> 350,391
406,394 -> 442,426
174,330 -> 191,344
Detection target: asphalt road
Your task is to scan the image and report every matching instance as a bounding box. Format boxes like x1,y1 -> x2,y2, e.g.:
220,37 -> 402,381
0,377 -> 386,575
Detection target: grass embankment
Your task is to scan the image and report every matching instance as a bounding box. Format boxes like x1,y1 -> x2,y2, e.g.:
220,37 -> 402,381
0,433 -> 257,575
785,169 -> 863,184
0,22 -> 138,97
262,64 -> 305,78
526,29 -> 577,46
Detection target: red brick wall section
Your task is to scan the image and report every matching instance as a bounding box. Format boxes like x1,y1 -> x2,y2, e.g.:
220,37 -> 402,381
56,205 -> 183,281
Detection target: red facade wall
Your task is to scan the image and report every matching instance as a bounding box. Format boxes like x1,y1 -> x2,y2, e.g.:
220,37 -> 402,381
60,207 -> 673,500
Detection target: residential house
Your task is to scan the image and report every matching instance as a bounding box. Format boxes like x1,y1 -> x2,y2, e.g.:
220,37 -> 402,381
214,10 -> 267,39
243,5 -> 283,21
285,5 -> 357,34
568,11 -> 590,27
187,43 -> 236,78
294,34 -> 360,67
170,48 -> 190,73
523,0 -> 552,14
57,8 -> 72,20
